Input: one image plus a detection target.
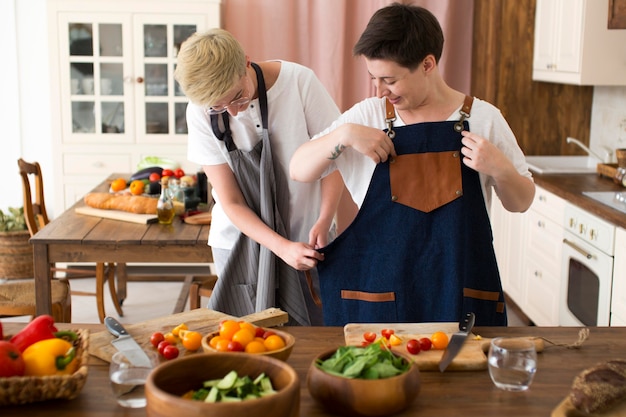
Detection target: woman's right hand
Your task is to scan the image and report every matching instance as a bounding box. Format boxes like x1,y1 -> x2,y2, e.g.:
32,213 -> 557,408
340,123 -> 396,163
277,241 -> 324,271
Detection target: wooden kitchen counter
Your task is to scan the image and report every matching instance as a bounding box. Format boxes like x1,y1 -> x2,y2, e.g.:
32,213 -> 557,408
532,172 -> 626,229
1,323 -> 625,416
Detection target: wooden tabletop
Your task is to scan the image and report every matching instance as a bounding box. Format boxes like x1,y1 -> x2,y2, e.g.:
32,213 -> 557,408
29,174 -> 212,317
1,323 -> 624,416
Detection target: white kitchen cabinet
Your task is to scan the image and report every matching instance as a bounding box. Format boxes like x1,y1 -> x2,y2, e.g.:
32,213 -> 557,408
490,195 -> 526,307
521,186 -> 566,326
47,0 -> 220,213
533,0 -> 626,85
611,227 -> 626,326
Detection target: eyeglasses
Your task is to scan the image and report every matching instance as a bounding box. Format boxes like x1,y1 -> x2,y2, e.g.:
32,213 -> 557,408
205,77 -> 251,115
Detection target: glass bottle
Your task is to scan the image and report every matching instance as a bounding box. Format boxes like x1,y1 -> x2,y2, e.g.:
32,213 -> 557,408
157,178 -> 175,225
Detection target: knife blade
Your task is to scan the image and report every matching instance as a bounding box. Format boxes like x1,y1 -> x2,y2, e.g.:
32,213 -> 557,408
105,316 -> 153,367
438,312 -> 475,372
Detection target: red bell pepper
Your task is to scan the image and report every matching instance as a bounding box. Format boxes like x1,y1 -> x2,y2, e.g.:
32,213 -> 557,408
0,321 -> 3,340
8,315 -> 76,352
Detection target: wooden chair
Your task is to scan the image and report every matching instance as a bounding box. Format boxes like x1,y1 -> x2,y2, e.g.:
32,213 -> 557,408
0,279 -> 72,322
17,158 -> 123,323
188,275 -> 218,309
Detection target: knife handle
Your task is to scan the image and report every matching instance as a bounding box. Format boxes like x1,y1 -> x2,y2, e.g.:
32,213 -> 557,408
105,316 -> 129,337
460,312 -> 475,332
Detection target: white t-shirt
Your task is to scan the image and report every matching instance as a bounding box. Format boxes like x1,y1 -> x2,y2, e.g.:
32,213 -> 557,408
316,96 -> 532,211
186,61 -> 341,249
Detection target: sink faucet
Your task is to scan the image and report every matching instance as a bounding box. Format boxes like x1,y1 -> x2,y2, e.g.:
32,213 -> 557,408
566,137 -> 613,163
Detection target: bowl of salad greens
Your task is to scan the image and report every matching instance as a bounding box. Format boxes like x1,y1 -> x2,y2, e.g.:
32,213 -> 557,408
145,352 -> 299,417
307,343 -> 421,417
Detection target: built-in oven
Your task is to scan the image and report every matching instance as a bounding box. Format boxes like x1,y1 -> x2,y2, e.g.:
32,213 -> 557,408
560,204 -> 615,326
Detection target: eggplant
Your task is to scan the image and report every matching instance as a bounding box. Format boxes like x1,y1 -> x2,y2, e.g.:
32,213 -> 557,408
130,166 -> 163,182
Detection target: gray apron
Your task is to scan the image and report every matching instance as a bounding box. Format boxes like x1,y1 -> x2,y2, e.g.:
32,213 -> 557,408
206,63 -> 312,325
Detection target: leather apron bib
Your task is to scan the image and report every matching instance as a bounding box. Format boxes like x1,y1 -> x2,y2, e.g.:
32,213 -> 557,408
317,97 -> 507,327
206,63 -> 312,325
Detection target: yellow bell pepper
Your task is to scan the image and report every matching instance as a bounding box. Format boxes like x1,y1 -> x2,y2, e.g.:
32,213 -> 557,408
22,338 -> 78,376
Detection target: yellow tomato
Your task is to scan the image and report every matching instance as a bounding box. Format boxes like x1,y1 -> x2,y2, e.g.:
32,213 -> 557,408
180,330 -> 202,351
232,328 -> 255,347
110,178 -> 127,192
263,334 -> 286,351
172,323 -> 188,337
244,340 -> 267,354
388,334 -> 403,346
129,180 -> 145,195
431,331 -> 449,350
219,320 -> 241,340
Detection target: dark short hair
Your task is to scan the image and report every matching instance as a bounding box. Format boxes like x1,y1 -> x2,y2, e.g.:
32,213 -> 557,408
353,3 -> 444,70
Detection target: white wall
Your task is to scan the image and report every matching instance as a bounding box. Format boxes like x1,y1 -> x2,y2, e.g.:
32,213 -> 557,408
1,0 -> 54,213
590,87 -> 626,159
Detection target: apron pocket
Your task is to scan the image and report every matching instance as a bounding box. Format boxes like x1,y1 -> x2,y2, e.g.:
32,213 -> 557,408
389,151 -> 463,213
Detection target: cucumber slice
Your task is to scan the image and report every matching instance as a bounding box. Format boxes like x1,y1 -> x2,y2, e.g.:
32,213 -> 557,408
216,370 -> 238,390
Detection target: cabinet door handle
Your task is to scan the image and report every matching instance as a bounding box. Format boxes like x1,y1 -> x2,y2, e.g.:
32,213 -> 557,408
563,238 -> 593,259
136,77 -> 144,84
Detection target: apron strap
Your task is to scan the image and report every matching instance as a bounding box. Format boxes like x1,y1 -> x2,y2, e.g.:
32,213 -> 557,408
385,95 -> 475,134
454,95 -> 474,132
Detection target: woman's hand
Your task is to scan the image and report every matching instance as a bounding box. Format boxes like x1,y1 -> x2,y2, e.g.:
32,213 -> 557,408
277,241 -> 324,271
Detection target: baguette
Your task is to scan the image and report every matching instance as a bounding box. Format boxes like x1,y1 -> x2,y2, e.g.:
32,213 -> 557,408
84,192 -> 158,214
569,359 -> 626,414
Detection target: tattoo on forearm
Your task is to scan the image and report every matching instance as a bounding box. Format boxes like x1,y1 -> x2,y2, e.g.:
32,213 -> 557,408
328,144 -> 346,160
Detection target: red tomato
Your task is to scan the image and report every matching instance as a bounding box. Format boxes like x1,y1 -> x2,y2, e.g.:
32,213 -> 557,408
363,332 -> 377,343
149,172 -> 161,182
162,344 -> 179,360
227,340 -> 244,352
0,341 -> 25,377
254,327 -> 265,338
174,168 -> 185,178
262,330 -> 276,339
419,337 -> 433,351
381,329 -> 395,340
406,339 -> 421,355
150,332 -> 165,348
157,340 -> 170,355
161,169 -> 175,177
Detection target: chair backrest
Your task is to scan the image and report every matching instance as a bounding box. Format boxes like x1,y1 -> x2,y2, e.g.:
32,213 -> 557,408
17,158 -> 50,237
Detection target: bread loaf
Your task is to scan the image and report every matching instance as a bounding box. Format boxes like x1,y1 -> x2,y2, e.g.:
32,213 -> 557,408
569,359 -> 626,414
84,192 -> 158,214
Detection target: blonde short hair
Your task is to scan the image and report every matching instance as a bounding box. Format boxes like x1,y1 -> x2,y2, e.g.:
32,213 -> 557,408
174,28 -> 247,107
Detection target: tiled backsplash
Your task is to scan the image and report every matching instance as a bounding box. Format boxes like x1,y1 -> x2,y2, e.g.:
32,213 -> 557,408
590,86 -> 626,162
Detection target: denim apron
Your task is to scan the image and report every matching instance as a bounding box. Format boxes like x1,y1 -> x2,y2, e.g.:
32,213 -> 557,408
317,97 -> 507,327
206,63 -> 312,325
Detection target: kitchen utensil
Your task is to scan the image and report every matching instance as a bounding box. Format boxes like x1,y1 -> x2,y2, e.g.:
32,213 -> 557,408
439,312 -> 475,372
105,316 -> 154,367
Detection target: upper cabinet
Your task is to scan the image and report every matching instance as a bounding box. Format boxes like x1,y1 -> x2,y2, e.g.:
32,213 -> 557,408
47,0 -> 220,213
533,0 -> 626,85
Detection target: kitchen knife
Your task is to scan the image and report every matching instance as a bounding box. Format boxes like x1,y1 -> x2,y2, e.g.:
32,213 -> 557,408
438,312 -> 476,372
104,316 -> 153,367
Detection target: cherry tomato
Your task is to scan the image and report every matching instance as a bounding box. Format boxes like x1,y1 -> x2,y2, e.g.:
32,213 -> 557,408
389,334 -> 403,346
157,340 -> 170,355
162,344 -> 179,360
180,330 -> 202,351
149,172 -> 161,182
381,329 -> 395,340
150,332 -> 165,348
227,340 -> 244,352
163,332 -> 179,344
172,323 -> 188,337
418,337 -> 433,351
262,330 -> 276,339
431,331 -> 450,350
363,332 -> 377,343
406,339 -> 421,355
174,168 -> 185,178
254,327 -> 266,338
161,169 -> 175,178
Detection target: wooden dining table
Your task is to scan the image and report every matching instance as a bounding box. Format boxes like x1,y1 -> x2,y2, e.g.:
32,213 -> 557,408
1,323 -> 625,416
29,175 -> 213,318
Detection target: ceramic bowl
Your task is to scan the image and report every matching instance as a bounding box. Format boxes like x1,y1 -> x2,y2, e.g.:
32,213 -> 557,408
307,348 -> 421,417
145,352 -> 300,417
201,327 -> 295,361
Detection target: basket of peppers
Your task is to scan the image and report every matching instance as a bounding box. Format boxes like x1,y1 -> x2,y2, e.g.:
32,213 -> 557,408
0,315 -> 89,406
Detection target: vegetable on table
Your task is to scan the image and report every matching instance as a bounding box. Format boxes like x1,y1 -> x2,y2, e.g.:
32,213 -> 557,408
22,338 -> 79,376
183,370 -> 276,402
316,343 -> 410,380
0,340 -> 25,377
9,315 -> 76,352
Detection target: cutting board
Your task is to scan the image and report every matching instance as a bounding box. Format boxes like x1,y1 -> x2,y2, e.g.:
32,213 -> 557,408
76,206 -> 158,224
344,322 -> 544,372
89,307 -> 288,363
183,211 -> 212,225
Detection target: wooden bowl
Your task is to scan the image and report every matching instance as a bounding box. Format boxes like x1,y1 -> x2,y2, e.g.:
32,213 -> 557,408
201,327 -> 295,361
307,348 -> 421,417
145,352 -> 299,417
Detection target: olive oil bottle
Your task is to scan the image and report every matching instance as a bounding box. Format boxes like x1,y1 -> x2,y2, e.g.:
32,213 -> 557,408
157,178 -> 175,225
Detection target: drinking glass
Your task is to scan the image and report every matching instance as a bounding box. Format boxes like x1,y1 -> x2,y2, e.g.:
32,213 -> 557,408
109,350 -> 158,408
488,337 -> 537,391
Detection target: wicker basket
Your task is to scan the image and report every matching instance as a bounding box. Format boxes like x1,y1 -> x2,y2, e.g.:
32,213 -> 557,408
0,329 -> 90,406
0,230 -> 34,279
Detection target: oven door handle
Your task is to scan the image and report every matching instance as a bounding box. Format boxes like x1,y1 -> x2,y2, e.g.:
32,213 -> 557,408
563,238 -> 593,259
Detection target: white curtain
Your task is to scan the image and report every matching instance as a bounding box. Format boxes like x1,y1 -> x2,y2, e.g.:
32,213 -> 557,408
222,0 -> 474,112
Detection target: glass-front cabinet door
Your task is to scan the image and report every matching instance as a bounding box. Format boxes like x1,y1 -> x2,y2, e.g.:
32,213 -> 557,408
58,12 -> 203,144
